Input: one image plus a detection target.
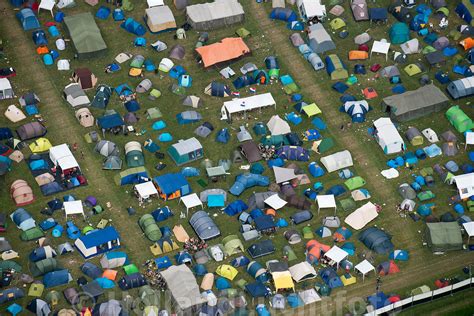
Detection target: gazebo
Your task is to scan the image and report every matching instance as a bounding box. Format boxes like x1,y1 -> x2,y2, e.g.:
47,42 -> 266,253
134,182 -> 158,202
316,195 -> 336,214
64,200 -> 85,220
355,259 -> 376,281
463,222 -> 474,245
324,246 -> 348,269
179,193 -> 203,217
371,40 -> 391,61
264,194 -> 287,210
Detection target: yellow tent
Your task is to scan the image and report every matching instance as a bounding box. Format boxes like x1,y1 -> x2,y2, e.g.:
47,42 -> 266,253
29,137 -> 52,153
216,264 -> 238,281
341,273 -> 357,286
302,103 -> 322,117
272,271 -> 295,292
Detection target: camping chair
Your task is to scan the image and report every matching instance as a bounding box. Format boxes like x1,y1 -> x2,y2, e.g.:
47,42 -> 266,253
39,0 -> 55,17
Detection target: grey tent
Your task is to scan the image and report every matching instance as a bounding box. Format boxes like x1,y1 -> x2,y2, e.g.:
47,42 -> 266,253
425,51 -> 446,67
136,79 -> 152,93
308,23 -> 336,54
290,33 -> 305,47
232,150 -> 244,163
0,238 -> 12,253
237,126 -> 252,142
240,62 -> 258,74
359,227 -> 394,254
248,239 -> 275,259
446,76 -> 474,99
183,95 -> 202,108
16,122 -> 46,141
200,188 -> 226,202
123,112 -> 138,124
57,242 -> 74,255
400,38 -> 420,54
95,299 -> 123,316
354,32 -> 371,45
381,84 -> 449,122
189,211 -> 220,240
248,192 -> 277,210
95,140 -> 118,157
194,122 -> 214,138
175,0 -> 189,10
405,127 -> 423,146
239,141 -> 262,163
399,183 -> 416,200
380,66 -> 400,78
151,40 -> 168,52
19,92 -> 40,107
186,0 -> 245,30
160,265 -> 205,314
103,155 -> 122,170
441,130 -> 457,142
307,53 -> 324,70
169,45 -> 185,60
425,222 -> 463,252
81,262 -> 102,279
431,0 -> 446,9
433,37 -> 449,50
351,0 -> 369,21
63,287 -> 80,305
64,13 -> 107,58
441,142 -> 458,156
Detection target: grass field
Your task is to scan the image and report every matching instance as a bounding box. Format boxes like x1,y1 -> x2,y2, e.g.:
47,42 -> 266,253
0,0 -> 473,314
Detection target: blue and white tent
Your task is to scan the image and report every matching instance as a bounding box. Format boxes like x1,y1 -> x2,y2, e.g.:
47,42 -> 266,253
340,100 -> 371,123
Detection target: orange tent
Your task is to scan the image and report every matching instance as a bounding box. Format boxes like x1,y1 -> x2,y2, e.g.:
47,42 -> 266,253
266,209 -> 276,216
195,38 -> 250,68
102,269 -> 118,280
348,50 -> 369,60
306,240 -> 331,263
460,37 -> 474,50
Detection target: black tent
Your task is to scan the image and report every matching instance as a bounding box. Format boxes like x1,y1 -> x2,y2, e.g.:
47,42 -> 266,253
118,272 -> 147,290
247,240 -> 275,259
81,262 -> 103,279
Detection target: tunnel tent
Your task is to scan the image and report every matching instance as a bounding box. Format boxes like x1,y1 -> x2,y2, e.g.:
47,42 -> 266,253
325,54 -> 348,80
64,13 -> 107,58
308,23 -> 335,54
189,210 -> 220,240
445,105 -> 474,133
389,22 -> 410,44
270,8 -> 297,22
351,0 -> 369,21
138,214 -> 162,241
405,127 -> 424,146
320,150 -> 353,173
186,0 -> 245,30
359,227 -> 394,254
17,8 -> 40,31
446,76 -> 474,99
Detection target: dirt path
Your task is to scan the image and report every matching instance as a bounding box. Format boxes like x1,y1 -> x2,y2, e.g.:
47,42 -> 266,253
249,0 -> 474,307
0,9 -> 146,255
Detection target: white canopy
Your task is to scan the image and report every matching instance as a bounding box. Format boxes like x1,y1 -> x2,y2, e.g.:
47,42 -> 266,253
355,259 -> 376,281
273,166 -> 297,184
344,201 -> 379,230
147,0 -> 164,7
264,194 -> 287,210
465,131 -> 474,150
371,40 -> 391,60
463,222 -> 474,243
180,193 -> 204,216
64,200 -> 85,220
324,246 -> 348,269
316,194 -> 336,214
267,115 -> 291,136
453,173 -> 474,199
49,144 -> 79,171
221,93 -> 276,120
134,182 -> 158,199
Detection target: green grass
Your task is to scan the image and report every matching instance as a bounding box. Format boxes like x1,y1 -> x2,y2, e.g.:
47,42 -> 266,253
0,0 -> 473,313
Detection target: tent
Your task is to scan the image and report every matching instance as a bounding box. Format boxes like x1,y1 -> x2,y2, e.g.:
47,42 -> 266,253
456,0 -> 474,26
186,0 -> 245,30
63,83 -> 90,107
144,6 -> 176,33
125,141 -> 144,168
447,76 -> 474,99
95,140 -> 118,157
373,117 -> 405,154
72,68 -> 97,90
240,141 -> 263,163
183,95 -> 202,108
267,115 -> 291,136
43,269 -> 71,288
17,8 -> 40,30
121,17 -> 146,36
289,261 -> 317,282
189,211 -> 220,240
359,227 -> 394,254
100,252 -> 128,269
351,0 -> 369,21
168,137 -> 203,166
320,150 -> 353,173
248,240 -> 275,259
138,214 -> 162,242
296,0 -> 326,21
4,105 -> 26,123
319,268 -> 343,289
75,108 -> 94,127
196,38 -> 250,67
27,298 -> 51,316
453,173 -> 474,199
445,105 -> 474,133
340,100 -> 370,123
10,208 -> 35,231
308,23 -> 335,54
204,81 -> 230,97
425,222 -> 463,252
382,85 -> 449,122
118,272 -> 147,290
389,23 -> 410,44
377,260 -> 400,276
344,202 -> 378,230
10,180 -> 35,206
221,93 -> 276,122
229,173 -> 269,196
405,127 -> 423,146
270,8 -> 297,22
153,173 -> 191,200
64,13 -> 107,58
16,122 -> 46,141
0,78 -> 14,100
74,226 -> 121,258
160,265 -> 205,314
329,18 -> 346,30
325,54 -> 348,80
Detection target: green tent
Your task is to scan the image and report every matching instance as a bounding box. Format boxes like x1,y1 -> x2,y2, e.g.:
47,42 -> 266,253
139,285 -> 159,306
417,191 -> 435,201
422,45 -> 436,54
223,235 -> 245,256
0,260 -> 22,273
302,227 -> 314,239
45,290 -> 61,306
28,283 -> 45,297
410,285 -> 430,296
125,150 -> 145,168
20,227 -> 44,241
339,198 -> 356,212
344,176 -> 366,190
236,28 -> 250,38
122,0 -> 134,11
318,138 -> 335,153
283,245 -> 297,261
138,214 -> 162,241
330,18 -> 346,30
124,264 -> 139,275
404,63 -> 423,76
64,13 -> 107,58
146,107 -> 162,119
425,222 -> 463,252
268,68 -> 280,79
446,105 -> 474,133
389,23 -> 410,44
30,258 -> 58,277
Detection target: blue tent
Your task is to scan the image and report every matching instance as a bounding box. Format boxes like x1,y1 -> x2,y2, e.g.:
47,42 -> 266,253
224,200 -> 248,216
155,256 -> 172,269
158,133 -> 173,142
229,173 -> 270,196
113,9 -> 125,21
254,215 -> 275,231
181,167 -> 199,177
319,268 -> 343,289
153,173 -> 191,200
48,25 -> 59,37
256,304 -> 271,316
332,82 -> 349,93
0,128 -> 13,140
178,75 -> 192,88
287,293 -> 304,308
176,111 -> 202,125
245,282 -> 270,297
95,277 -> 115,289
81,262 -> 102,279
151,206 -> 173,222
216,277 -> 231,290
29,246 -> 56,262
32,30 -> 47,46
233,75 -> 256,89
309,162 -> 325,177
193,264 -> 207,276
10,0 -> 25,7
276,218 -> 288,227
269,8 -> 297,22
16,8 -> 40,31
121,18 -> 146,36
216,128 -> 230,143
43,54 -> 53,66
389,249 -> 409,261
175,251 -> 192,265
456,1 -> 474,25
339,101 -> 371,123
325,184 -> 346,197
287,21 -> 305,31
134,37 -> 147,47
118,272 -> 147,290
231,255 -> 250,267
389,23 -> 410,44
276,146 -> 309,161
96,6 -> 111,20
0,288 -> 24,305
41,182 -> 63,196
43,269 -> 70,288
29,159 -> 48,171
97,113 -> 124,130
124,100 -> 140,112
169,65 -> 186,79
367,292 -> 390,309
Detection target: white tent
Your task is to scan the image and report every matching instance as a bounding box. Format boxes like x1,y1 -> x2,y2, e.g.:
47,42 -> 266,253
299,289 -> 321,305
297,0 -> 326,21
422,128 -> 439,143
0,78 -> 14,100
320,150 -> 353,172
273,167 -> 297,184
147,0 -> 164,7
316,194 -> 336,214
4,105 -> 26,123
465,131 -> 474,150
221,93 -> 276,121
134,182 -> 158,200
49,144 -> 80,172
324,246 -> 348,269
453,173 -> 474,199
400,38 -> 420,55
267,115 -> 291,136
355,259 -> 376,281
289,261 -> 317,282
371,40 -> 391,61
179,193 -> 203,217
264,194 -> 287,210
64,200 -> 85,220
344,201 -> 378,230
57,59 -> 70,71
144,6 -> 177,33
373,117 -> 405,154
